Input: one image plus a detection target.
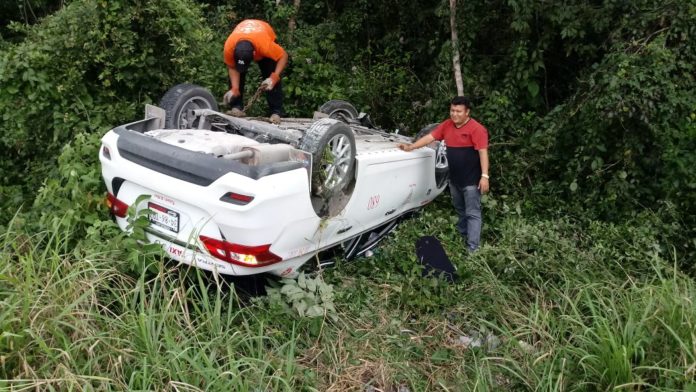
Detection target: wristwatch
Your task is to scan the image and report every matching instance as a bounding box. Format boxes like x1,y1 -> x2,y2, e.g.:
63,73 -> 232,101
481,174 -> 490,179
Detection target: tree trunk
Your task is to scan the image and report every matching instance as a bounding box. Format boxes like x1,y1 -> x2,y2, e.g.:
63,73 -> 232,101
449,0 -> 464,96
288,0 -> 301,43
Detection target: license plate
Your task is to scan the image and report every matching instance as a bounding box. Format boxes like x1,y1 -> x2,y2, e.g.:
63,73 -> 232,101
148,202 -> 180,233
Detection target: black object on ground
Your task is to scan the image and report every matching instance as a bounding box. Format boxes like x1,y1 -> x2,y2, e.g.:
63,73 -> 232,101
416,235 -> 456,282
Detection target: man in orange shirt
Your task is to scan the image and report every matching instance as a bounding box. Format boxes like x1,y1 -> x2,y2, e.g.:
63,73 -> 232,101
222,19 -> 289,124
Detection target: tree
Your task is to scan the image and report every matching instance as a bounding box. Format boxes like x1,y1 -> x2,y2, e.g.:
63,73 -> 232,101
288,0 -> 301,42
449,0 -> 464,95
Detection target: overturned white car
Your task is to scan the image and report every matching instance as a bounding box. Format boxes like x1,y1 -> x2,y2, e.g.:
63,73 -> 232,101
100,84 -> 448,277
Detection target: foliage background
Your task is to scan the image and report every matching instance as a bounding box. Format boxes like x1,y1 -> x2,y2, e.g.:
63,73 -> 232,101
0,0 -> 694,389
1,0 -> 693,262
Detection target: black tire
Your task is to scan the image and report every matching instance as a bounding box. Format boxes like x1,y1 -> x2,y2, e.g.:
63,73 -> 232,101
159,84 -> 218,129
319,100 -> 358,123
416,123 -> 449,189
298,118 -> 356,201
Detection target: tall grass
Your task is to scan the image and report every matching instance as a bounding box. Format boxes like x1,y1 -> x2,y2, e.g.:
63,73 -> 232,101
2,208 -> 695,390
475,270 -> 696,390
0,218 -> 309,390
331,210 -> 696,390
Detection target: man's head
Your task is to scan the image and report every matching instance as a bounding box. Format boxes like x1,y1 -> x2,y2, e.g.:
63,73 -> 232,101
450,96 -> 471,127
234,40 -> 254,73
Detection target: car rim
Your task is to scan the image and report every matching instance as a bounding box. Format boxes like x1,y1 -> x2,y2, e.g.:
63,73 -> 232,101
435,143 -> 448,169
177,97 -> 212,128
322,134 -> 353,191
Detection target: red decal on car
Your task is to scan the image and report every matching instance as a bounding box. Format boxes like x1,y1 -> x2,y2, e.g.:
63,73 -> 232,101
280,267 -> 293,277
154,194 -> 175,205
367,195 -> 380,210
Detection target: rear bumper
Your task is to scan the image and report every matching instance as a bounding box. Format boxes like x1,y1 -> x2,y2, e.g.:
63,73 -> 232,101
143,228 -> 310,277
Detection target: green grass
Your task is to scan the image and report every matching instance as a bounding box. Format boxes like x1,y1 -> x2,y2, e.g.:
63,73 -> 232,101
1,205 -> 695,391
0,218 -> 307,390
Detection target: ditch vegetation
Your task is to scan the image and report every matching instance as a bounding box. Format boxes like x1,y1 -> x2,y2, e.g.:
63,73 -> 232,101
0,0 -> 694,390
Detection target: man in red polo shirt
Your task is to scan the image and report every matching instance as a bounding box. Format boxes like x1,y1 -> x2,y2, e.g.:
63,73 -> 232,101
222,19 -> 289,124
399,96 -> 490,251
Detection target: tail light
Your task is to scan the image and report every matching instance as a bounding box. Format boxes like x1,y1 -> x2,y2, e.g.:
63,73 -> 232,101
106,192 -> 128,218
220,192 -> 255,205
199,235 -> 281,267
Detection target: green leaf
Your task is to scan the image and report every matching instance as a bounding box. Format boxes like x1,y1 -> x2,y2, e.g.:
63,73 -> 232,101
431,349 -> 451,363
306,277 -> 317,293
280,284 -> 303,296
527,81 -> 539,97
306,305 -> 324,318
293,300 -> 307,316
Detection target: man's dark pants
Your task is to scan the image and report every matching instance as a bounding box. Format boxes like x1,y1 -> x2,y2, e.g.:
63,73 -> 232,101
449,183 -> 482,251
230,58 -> 283,115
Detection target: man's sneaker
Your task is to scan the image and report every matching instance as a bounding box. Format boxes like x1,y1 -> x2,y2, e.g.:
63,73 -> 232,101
226,108 -> 246,117
270,113 -> 281,124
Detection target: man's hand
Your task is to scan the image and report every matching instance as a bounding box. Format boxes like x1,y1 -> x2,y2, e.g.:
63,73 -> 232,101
400,134 -> 434,152
398,143 -> 413,152
478,177 -> 490,194
261,72 -> 280,91
223,87 -> 240,105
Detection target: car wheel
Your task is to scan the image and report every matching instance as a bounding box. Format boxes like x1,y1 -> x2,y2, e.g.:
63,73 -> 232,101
159,84 -> 218,129
299,118 -> 356,203
319,100 -> 358,123
416,123 -> 449,189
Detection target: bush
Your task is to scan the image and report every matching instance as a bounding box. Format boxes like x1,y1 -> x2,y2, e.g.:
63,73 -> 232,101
0,0 -> 219,223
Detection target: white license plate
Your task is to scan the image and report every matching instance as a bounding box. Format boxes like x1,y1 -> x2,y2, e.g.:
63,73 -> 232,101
148,202 -> 180,233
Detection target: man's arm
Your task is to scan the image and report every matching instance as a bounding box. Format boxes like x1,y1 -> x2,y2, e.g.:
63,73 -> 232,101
398,133 -> 436,151
478,148 -> 489,194
227,66 -> 241,96
261,47 -> 289,90
273,50 -> 289,77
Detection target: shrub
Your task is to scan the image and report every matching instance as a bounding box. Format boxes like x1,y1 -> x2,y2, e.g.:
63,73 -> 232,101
0,0 -> 219,223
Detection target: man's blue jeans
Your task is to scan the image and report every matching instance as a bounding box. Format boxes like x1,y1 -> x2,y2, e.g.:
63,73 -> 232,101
449,184 -> 482,251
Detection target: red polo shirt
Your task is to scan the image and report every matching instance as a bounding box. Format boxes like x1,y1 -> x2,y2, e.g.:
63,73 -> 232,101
430,118 -> 488,149
430,118 -> 488,187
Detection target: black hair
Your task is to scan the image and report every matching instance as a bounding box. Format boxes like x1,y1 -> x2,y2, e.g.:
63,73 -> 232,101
450,96 -> 471,109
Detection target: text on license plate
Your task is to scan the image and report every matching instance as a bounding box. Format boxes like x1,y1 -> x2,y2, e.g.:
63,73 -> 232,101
148,202 -> 180,233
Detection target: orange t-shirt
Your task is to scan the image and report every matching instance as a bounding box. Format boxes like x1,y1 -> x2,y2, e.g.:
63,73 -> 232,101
223,20 -> 286,68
